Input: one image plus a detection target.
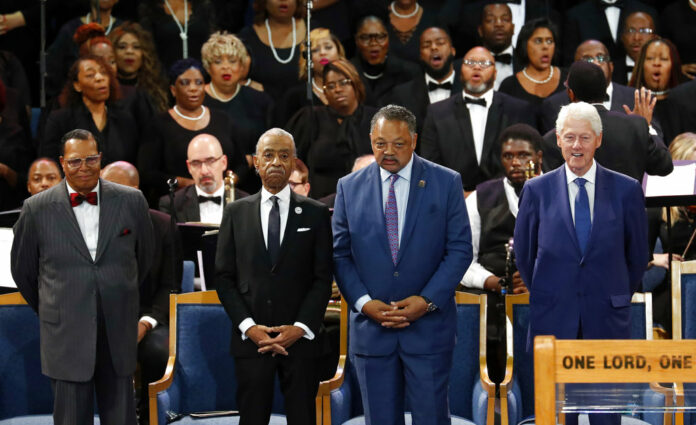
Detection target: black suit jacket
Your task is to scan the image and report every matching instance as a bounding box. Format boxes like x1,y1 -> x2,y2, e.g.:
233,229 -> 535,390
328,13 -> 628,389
351,55 -> 420,107
215,190 -> 333,358
541,105 -> 673,182
158,185 -> 249,223
420,91 -> 536,191
539,82 -> 636,133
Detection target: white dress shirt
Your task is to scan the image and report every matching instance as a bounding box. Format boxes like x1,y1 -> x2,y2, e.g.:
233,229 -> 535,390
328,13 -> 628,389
604,81 -> 614,111
239,184 -> 313,340
463,89 -> 495,165
196,185 -> 225,224
425,69 -> 455,104
602,1 -> 621,41
66,180 -> 100,261
565,161 -> 597,224
493,46 -> 514,90
626,55 -> 635,82
355,156 -> 414,314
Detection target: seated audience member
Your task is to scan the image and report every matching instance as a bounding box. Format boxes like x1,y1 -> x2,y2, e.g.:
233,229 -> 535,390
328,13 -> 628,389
619,11 -> 657,84
41,55 -> 138,167
289,158 -> 311,197
138,59 -> 247,205
237,0 -> 307,101
100,160 -> 183,425
629,37 -> 688,145
350,15 -> 420,106
274,27 -> 345,127
382,26 -> 461,134
286,58 -> 377,199
542,61 -> 672,182
461,123 -> 540,382
539,40 -> 638,133
661,1 -> 696,81
109,22 -> 169,134
387,0 -> 438,65
46,0 -> 123,99
0,49 -> 32,116
0,81 -> 33,210
137,0 -> 216,73
478,3 -> 515,90
159,134 -> 248,224
499,18 -> 567,107
201,31 -> 273,159
421,46 -> 534,191
27,158 -> 61,196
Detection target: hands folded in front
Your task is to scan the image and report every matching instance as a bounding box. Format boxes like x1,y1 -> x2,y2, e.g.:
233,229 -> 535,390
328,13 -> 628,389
246,324 -> 306,356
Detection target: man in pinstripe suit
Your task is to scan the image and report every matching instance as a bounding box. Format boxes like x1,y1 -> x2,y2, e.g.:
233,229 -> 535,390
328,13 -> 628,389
11,129 -> 154,425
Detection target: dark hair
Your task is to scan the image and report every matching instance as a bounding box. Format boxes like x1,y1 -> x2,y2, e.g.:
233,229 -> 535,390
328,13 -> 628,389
60,129 -> 99,156
168,58 -> 206,85
322,58 -> 366,104
253,0 -> 306,24
566,61 -> 606,103
59,55 -> 121,107
498,123 -> 543,152
514,17 -> 559,67
480,2 -> 512,24
355,15 -> 387,35
370,104 -> 417,135
74,23 -> 112,57
628,37 -> 683,90
421,26 -> 453,45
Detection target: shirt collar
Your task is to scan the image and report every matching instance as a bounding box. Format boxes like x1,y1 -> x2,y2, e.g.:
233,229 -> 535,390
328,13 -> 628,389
261,184 -> 291,204
462,87 -> 494,107
424,69 -> 455,86
195,184 -> 224,198
66,179 -> 100,201
565,160 -> 597,185
380,154 -> 414,184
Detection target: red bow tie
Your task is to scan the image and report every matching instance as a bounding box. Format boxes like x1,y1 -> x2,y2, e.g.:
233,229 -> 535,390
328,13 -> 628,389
70,192 -> 98,207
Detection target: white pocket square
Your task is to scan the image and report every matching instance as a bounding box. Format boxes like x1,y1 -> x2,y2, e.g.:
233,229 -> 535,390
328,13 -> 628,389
297,227 -> 311,232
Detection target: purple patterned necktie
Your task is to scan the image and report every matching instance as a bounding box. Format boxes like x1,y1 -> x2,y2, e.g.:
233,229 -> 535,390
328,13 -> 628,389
386,174 -> 399,264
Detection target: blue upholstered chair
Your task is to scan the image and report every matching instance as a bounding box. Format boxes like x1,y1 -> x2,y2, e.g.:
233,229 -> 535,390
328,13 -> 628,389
147,290 -> 287,425
181,260 -> 195,293
315,292 -> 494,425
501,293 -> 655,425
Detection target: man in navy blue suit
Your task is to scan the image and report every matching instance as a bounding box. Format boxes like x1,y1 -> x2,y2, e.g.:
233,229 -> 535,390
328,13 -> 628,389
514,101 -> 649,425
333,104 -> 472,425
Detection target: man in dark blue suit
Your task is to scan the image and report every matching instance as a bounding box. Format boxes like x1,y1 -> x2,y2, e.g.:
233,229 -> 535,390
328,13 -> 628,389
333,105 -> 472,425
514,101 -> 649,425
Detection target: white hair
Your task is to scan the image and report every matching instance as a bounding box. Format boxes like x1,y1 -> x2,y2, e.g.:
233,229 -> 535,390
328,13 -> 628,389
556,101 -> 602,136
255,128 -> 297,155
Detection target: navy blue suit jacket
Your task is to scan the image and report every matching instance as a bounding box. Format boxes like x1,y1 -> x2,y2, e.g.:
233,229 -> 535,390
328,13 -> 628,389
333,154 -> 472,356
513,163 -> 648,344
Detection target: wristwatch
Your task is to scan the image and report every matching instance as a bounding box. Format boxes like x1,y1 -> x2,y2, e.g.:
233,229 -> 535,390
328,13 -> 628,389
421,296 -> 438,313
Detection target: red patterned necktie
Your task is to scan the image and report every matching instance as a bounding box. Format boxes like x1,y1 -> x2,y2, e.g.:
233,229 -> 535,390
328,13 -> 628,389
385,174 -> 399,265
70,192 -> 98,207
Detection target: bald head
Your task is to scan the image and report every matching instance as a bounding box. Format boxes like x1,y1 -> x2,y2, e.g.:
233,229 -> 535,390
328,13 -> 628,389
461,47 -> 497,95
574,40 -> 613,86
186,134 -> 228,194
352,154 -> 376,172
621,11 -> 656,61
101,161 -> 140,188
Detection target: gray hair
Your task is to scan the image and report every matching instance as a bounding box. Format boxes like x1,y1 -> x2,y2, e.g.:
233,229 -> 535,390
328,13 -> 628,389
556,102 -> 602,136
255,128 -> 297,155
370,104 -> 417,135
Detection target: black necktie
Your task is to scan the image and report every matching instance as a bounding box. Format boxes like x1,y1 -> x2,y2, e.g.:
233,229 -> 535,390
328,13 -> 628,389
494,53 -> 513,64
198,195 -> 222,205
268,196 -> 280,264
464,96 -> 487,107
428,81 -> 452,91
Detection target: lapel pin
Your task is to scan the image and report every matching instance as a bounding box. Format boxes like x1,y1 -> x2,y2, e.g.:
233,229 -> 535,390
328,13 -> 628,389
418,180 -> 426,188
295,206 -> 302,214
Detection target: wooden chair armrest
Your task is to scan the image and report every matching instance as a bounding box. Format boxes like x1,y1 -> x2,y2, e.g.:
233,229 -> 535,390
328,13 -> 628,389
317,354 -> 347,396
148,355 -> 176,425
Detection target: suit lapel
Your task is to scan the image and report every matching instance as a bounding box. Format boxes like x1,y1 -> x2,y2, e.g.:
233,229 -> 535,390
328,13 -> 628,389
273,192 -> 300,271
95,179 -> 122,263
584,165 -> 615,255
555,167 -> 582,255
367,163 -> 392,260
184,186 -> 200,222
249,193 -> 271,270
480,93 -> 503,175
453,96 -> 477,165
413,77 -> 429,117
397,155 -> 426,264
53,181 -> 93,262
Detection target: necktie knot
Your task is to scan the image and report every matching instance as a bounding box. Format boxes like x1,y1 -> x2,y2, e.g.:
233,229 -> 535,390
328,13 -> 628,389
198,195 -> 222,205
270,195 -> 279,206
575,177 -> 587,188
427,81 -> 453,91
464,96 -> 487,107
70,192 -> 98,207
389,174 -> 399,185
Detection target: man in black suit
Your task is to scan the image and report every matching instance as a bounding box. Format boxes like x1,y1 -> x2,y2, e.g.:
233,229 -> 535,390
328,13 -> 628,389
540,40 -> 638,133
382,27 -> 461,134
216,128 -> 332,425
619,11 -> 657,84
159,133 -> 247,223
541,61 -> 672,182
421,46 -> 535,191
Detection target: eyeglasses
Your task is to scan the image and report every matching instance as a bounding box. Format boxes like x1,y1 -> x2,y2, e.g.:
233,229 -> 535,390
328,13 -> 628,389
624,27 -> 654,35
188,155 -> 223,169
357,33 -> 388,46
324,78 -> 352,91
63,154 -> 101,169
580,54 -> 611,64
462,59 -> 494,68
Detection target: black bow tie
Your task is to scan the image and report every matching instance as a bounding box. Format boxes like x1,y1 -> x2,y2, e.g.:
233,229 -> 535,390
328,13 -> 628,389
599,0 -> 624,8
428,81 -> 452,91
198,195 -> 222,205
494,53 -> 513,64
506,0 -> 521,4
464,96 -> 487,107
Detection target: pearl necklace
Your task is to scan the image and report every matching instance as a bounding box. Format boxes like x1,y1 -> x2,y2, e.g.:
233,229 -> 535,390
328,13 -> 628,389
390,2 -> 420,19
164,0 -> 189,58
173,105 -> 206,120
311,78 -> 324,93
85,13 -> 115,35
265,17 -> 297,64
210,82 -> 240,102
362,71 -> 383,80
651,89 -> 669,97
522,66 -> 554,84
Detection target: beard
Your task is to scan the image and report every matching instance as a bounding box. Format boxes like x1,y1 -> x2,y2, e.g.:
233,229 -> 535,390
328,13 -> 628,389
421,53 -> 455,81
465,76 -> 495,95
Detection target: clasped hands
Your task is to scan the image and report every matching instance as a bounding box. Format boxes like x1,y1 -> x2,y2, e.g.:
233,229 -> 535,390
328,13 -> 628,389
361,296 -> 428,328
246,324 -> 305,356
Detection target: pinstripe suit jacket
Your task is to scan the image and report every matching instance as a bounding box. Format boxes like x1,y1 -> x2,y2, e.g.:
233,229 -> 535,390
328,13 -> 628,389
11,179 -> 154,381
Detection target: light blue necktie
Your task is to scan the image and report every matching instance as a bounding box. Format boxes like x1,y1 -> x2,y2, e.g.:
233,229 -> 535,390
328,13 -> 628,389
574,178 -> 591,253
385,174 -> 399,265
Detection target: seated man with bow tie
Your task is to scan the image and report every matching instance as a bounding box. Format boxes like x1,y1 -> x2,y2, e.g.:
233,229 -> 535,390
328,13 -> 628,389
478,3 -> 515,90
159,134 -> 248,224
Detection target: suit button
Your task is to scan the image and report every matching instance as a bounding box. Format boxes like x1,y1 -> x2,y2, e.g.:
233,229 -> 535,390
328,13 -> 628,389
393,272 -> 399,277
